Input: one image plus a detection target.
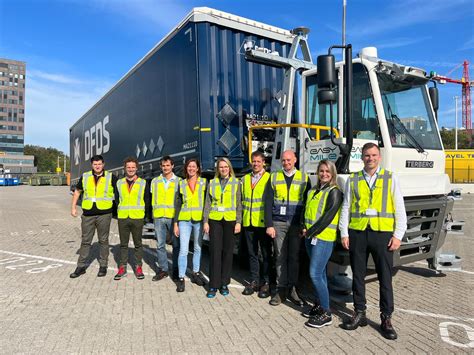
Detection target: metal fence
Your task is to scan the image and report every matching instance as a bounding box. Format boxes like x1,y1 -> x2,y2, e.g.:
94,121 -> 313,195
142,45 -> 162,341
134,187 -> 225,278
445,157 -> 474,183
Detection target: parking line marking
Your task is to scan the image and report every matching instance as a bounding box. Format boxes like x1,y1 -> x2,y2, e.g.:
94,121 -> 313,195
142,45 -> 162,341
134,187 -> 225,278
413,261 -> 474,275
0,249 -> 158,276
0,249 -> 76,265
396,308 -> 474,323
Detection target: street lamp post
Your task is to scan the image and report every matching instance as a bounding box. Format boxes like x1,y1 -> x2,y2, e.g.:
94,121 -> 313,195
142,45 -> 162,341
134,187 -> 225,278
454,96 -> 459,150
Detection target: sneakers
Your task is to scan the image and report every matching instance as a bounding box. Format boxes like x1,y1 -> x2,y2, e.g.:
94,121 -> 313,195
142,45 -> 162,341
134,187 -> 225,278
152,270 -> 169,281
135,265 -> 145,280
380,314 -> 398,340
219,285 -> 230,296
190,271 -> 206,286
114,266 -> 127,280
242,281 -> 258,296
305,312 -> 333,328
302,304 -> 324,318
176,278 -> 185,292
70,267 -> 86,279
97,266 -> 107,277
207,288 -> 217,298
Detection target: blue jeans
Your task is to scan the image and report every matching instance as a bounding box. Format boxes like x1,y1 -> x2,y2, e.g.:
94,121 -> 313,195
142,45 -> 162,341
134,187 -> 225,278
305,238 -> 334,312
177,220 -> 202,278
154,218 -> 179,273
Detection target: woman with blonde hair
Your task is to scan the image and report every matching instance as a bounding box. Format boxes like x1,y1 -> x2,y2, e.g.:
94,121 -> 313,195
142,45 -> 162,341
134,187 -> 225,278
203,157 -> 242,298
301,159 -> 343,328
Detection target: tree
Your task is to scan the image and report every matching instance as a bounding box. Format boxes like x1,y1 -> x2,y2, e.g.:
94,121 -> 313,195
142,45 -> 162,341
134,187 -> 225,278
439,129 -> 473,149
24,145 -> 70,173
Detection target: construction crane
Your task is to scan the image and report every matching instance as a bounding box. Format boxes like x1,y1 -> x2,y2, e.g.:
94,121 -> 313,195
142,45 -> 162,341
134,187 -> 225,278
432,60 -> 474,131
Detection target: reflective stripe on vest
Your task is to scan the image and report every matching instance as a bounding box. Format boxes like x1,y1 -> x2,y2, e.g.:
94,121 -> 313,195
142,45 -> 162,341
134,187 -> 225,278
349,169 -> 395,232
178,177 -> 206,221
81,171 -> 114,210
117,177 -> 146,219
151,176 -> 180,218
271,170 -> 307,217
304,185 -> 341,242
208,177 -> 239,221
242,171 -> 270,227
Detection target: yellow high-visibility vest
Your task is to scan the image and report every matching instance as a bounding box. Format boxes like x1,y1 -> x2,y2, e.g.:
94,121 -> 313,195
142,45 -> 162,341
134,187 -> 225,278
349,169 -> 395,232
208,177 -> 239,221
177,177 -> 206,221
242,171 -> 270,227
271,170 -> 308,217
304,185 -> 341,242
81,171 -> 114,210
117,177 -> 146,219
151,175 -> 180,219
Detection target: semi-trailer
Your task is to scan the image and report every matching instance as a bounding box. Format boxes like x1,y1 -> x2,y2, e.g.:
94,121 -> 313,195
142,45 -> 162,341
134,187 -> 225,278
70,8 -> 294,182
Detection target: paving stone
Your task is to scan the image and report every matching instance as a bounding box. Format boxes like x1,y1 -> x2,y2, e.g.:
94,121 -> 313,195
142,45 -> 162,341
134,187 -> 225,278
0,185 -> 473,353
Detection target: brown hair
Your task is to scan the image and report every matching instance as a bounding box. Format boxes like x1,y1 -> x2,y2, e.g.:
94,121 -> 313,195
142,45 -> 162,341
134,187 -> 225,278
184,158 -> 201,179
251,150 -> 265,161
361,142 -> 380,154
123,156 -> 139,170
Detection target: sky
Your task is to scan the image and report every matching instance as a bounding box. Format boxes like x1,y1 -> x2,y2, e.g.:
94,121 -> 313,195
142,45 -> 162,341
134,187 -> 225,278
0,0 -> 473,154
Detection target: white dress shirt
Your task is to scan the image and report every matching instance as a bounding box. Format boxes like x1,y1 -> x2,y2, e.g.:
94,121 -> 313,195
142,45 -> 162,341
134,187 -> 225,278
339,166 -> 407,240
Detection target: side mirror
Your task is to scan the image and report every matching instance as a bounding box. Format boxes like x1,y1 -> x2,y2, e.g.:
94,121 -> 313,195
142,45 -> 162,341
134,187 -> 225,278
429,87 -> 439,115
317,55 -> 337,104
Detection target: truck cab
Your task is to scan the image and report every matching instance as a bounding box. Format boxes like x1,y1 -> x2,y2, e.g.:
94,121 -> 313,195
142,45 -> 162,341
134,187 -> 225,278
245,38 -> 455,270
300,47 -> 453,268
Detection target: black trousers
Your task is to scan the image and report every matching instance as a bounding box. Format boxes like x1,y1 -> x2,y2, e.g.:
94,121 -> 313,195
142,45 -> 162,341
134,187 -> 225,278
244,226 -> 274,285
349,228 -> 394,316
118,218 -> 144,267
209,219 -> 235,289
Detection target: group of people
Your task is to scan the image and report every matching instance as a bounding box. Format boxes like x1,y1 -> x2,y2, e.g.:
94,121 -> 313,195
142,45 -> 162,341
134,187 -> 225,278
69,142 -> 406,340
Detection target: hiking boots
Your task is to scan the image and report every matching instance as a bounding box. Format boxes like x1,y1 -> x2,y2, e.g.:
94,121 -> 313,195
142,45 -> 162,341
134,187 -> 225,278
242,281 -> 258,296
341,310 -> 368,330
70,267 -> 86,279
381,314 -> 398,340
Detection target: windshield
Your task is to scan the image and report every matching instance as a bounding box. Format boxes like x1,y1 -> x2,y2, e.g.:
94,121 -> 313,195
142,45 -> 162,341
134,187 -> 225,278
378,73 -> 442,150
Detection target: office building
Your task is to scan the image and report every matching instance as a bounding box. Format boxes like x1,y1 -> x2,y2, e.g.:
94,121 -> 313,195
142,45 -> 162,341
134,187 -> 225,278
0,58 -> 36,175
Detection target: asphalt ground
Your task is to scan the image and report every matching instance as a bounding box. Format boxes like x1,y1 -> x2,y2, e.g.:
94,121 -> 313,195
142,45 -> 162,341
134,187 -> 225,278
0,185 -> 473,354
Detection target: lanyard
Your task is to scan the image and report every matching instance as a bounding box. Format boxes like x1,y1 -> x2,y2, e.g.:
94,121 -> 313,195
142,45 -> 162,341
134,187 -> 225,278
220,178 -> 229,204
126,176 -> 137,193
363,172 -> 378,205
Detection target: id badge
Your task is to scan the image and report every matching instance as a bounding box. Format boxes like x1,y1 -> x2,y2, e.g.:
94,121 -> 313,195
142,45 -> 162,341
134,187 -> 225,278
218,206 -> 225,212
280,206 -> 287,215
365,208 -> 377,216
311,238 -> 318,246
91,197 -> 96,203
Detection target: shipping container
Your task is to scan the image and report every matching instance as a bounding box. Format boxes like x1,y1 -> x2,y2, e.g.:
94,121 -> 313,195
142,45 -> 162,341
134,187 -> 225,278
69,7 -> 295,183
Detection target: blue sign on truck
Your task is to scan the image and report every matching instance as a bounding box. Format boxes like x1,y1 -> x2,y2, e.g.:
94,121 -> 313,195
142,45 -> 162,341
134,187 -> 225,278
70,7 -> 295,182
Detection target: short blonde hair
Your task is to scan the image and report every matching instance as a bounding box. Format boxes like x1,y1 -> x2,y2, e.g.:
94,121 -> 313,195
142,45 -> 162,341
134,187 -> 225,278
214,157 -> 235,178
317,160 -> 338,188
